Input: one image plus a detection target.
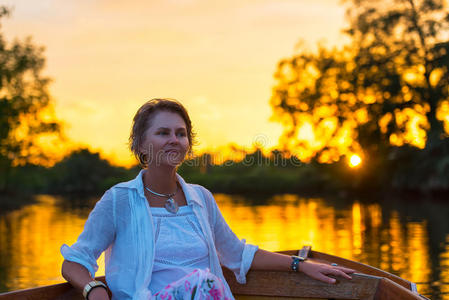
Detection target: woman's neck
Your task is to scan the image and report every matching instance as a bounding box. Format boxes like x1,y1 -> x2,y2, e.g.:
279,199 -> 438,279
143,165 -> 178,194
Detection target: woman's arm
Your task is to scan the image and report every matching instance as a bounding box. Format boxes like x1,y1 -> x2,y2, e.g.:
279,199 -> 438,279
250,248 -> 354,284
61,260 -> 109,300
200,187 -> 353,284
60,190 -> 116,299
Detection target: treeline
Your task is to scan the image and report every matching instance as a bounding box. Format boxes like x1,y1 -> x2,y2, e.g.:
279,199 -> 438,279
4,149 -> 139,195
180,143 -> 449,196
4,144 -> 448,198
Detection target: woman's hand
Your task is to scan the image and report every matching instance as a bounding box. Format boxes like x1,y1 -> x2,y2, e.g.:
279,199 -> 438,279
298,261 -> 355,284
251,249 -> 355,284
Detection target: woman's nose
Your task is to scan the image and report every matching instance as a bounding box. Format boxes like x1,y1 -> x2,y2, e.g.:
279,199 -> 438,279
168,132 -> 179,143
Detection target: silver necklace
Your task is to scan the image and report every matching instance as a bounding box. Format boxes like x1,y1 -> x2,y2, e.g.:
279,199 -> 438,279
145,183 -> 179,214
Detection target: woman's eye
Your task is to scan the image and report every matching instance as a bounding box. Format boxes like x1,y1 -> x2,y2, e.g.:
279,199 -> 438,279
177,132 -> 187,137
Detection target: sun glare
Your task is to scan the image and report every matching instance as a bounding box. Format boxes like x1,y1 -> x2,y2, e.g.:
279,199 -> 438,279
349,154 -> 362,168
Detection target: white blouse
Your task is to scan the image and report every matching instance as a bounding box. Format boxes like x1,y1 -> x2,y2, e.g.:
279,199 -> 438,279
60,170 -> 259,300
149,205 -> 209,294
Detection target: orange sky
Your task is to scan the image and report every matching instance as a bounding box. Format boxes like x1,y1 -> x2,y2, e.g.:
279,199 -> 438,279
3,0 -> 347,166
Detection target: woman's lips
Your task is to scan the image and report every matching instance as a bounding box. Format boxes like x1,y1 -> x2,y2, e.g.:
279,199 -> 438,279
165,149 -> 180,154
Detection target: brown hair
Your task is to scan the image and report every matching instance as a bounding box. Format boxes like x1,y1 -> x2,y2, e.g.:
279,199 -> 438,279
129,98 -> 195,167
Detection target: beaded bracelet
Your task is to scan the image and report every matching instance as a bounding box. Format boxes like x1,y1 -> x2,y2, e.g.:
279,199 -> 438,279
291,255 -> 305,272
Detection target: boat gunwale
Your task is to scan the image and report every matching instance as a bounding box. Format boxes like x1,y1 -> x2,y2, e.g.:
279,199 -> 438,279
0,248 -> 423,300
278,249 -> 414,291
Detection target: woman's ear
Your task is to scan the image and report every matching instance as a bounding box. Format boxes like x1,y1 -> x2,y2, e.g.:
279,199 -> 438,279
140,143 -> 153,164
138,152 -> 147,165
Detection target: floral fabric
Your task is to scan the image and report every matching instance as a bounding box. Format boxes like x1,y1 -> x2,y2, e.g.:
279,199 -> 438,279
153,268 -> 233,300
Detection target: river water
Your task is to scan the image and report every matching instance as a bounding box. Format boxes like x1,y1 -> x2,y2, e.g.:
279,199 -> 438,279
0,193 -> 448,299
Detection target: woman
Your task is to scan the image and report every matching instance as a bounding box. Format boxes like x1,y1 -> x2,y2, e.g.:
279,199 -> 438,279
61,98 -> 354,300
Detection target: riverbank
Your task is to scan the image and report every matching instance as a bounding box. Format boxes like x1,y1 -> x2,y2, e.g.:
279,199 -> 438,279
1,145 -> 448,200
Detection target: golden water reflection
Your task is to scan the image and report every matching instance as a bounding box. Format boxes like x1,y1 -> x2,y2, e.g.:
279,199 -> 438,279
0,195 -> 105,291
215,194 -> 447,299
0,194 -> 448,299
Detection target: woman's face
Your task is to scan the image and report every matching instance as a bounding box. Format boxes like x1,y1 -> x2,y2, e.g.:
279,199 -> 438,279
141,110 -> 189,167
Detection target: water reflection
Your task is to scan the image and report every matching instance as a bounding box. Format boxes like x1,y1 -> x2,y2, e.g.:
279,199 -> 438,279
442,237 -> 449,295
0,195 -> 105,291
215,194 -> 448,299
0,193 -> 448,299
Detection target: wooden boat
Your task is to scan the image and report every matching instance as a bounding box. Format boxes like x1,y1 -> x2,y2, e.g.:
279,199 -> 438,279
0,246 -> 427,300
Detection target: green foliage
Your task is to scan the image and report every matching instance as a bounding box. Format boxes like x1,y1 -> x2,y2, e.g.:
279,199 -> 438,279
389,140 -> 449,191
0,6 -> 62,191
48,149 -> 135,194
4,148 -> 139,194
3,145 -> 448,197
178,150 -> 333,194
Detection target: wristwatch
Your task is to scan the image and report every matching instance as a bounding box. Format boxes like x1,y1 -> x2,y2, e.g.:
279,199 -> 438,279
83,280 -> 107,300
291,255 -> 306,272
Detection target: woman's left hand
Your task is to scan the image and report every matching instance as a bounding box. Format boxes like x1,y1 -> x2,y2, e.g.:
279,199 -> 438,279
251,249 -> 355,284
298,261 -> 355,284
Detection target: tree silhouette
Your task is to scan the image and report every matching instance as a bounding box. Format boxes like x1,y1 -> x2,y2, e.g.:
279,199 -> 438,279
271,0 -> 449,163
346,0 -> 449,150
0,7 -> 61,191
49,148 -> 128,193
